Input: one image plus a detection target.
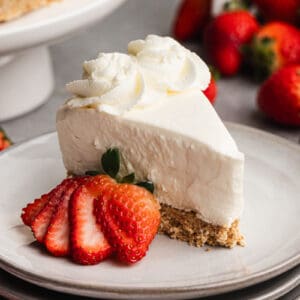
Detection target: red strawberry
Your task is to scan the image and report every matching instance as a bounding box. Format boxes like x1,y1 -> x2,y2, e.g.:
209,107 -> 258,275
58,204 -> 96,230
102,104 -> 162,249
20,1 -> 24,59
31,178 -> 73,243
203,76 -> 217,104
248,22 -> 300,80
21,194 -> 50,226
95,183 -> 160,264
44,177 -> 88,257
204,10 -> 259,75
253,0 -> 299,25
203,66 -> 220,104
257,64 -> 300,126
173,0 -> 212,41
0,128 -> 12,151
21,146 -> 161,266
70,175 -> 114,265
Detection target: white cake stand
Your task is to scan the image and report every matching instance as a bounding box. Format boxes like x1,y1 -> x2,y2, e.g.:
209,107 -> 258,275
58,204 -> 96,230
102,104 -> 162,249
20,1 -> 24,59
0,0 -> 124,121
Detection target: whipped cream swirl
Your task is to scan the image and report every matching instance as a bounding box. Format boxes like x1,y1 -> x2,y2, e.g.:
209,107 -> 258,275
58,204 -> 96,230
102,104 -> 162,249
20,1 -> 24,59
128,35 -> 210,92
66,35 -> 211,115
66,53 -> 144,115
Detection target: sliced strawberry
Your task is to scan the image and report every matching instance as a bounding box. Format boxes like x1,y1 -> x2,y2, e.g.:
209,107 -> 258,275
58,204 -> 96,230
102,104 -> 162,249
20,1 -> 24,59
95,184 -> 161,264
70,175 -> 114,265
44,177 -> 89,257
31,178 -> 74,243
21,194 -> 50,226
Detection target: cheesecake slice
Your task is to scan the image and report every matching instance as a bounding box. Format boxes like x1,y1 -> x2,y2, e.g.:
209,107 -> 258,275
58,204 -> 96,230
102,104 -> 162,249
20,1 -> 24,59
57,35 -> 244,248
0,0 -> 58,22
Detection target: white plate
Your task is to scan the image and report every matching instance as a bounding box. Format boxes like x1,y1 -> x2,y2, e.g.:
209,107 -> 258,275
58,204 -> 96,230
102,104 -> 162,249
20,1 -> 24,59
0,123 -> 299,299
0,0 -> 125,55
0,264 -> 300,300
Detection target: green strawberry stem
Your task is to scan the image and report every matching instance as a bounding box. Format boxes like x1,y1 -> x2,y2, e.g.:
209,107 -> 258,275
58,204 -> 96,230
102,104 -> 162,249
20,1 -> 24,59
208,65 -> 221,81
0,127 -> 12,144
85,170 -> 101,176
120,173 -> 135,184
223,0 -> 251,12
101,148 -> 120,178
136,181 -> 155,194
243,36 -> 276,81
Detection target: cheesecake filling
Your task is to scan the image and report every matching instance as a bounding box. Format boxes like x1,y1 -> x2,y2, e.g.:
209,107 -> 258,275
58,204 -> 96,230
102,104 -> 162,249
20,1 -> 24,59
57,92 -> 244,227
57,35 -> 244,229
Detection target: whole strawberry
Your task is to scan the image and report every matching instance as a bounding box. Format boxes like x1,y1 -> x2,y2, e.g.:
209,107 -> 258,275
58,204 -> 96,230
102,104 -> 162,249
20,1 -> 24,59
248,22 -> 300,80
173,0 -> 212,41
203,77 -> 217,104
203,67 -> 219,104
257,65 -> 300,126
253,0 -> 300,25
204,10 -> 259,75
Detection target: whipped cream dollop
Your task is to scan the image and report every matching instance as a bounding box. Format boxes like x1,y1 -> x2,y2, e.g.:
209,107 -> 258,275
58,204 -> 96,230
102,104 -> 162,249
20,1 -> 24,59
66,53 -> 145,115
66,35 -> 211,115
128,35 -> 210,92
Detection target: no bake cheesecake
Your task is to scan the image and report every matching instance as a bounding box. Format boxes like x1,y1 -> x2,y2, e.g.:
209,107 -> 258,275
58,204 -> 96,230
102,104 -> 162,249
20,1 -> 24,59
56,35 -> 245,248
0,0 -> 59,22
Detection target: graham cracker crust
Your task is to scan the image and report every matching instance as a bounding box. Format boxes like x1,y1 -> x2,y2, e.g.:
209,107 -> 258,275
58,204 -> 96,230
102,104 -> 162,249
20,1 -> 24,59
159,204 -> 245,248
0,0 -> 59,22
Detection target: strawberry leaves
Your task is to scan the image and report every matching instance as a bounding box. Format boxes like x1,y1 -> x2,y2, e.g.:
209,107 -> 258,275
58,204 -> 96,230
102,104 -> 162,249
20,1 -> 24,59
223,0 -> 251,12
85,170 -> 101,176
119,173 -> 135,184
101,148 -> 120,178
136,181 -> 155,194
85,148 -> 155,193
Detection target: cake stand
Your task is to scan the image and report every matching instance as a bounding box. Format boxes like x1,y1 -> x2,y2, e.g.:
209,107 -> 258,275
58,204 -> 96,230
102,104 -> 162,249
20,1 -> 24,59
0,0 -> 125,122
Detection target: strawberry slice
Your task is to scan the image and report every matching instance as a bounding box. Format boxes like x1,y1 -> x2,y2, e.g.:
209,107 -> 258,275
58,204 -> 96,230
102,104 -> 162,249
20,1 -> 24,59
21,194 -> 50,226
44,177 -> 89,257
31,178 -> 74,243
95,184 -> 161,264
21,182 -> 74,228
70,175 -> 114,265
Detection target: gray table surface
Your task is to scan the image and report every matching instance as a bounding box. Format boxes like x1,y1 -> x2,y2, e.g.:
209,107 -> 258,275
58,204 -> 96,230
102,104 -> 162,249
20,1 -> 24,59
0,0 -> 299,299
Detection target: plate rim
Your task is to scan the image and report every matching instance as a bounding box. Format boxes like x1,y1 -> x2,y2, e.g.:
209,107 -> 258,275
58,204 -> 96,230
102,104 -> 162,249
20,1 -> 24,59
0,122 -> 299,298
1,259 -> 300,300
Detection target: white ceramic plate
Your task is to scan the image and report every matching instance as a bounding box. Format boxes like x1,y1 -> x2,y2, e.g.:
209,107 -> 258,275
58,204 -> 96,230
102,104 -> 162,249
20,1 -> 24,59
0,123 -> 299,299
0,0 -> 125,55
0,264 -> 300,300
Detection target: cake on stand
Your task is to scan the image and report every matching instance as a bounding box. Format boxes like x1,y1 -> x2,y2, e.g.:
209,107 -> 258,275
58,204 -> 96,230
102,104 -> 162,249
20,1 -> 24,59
0,0 -> 124,121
